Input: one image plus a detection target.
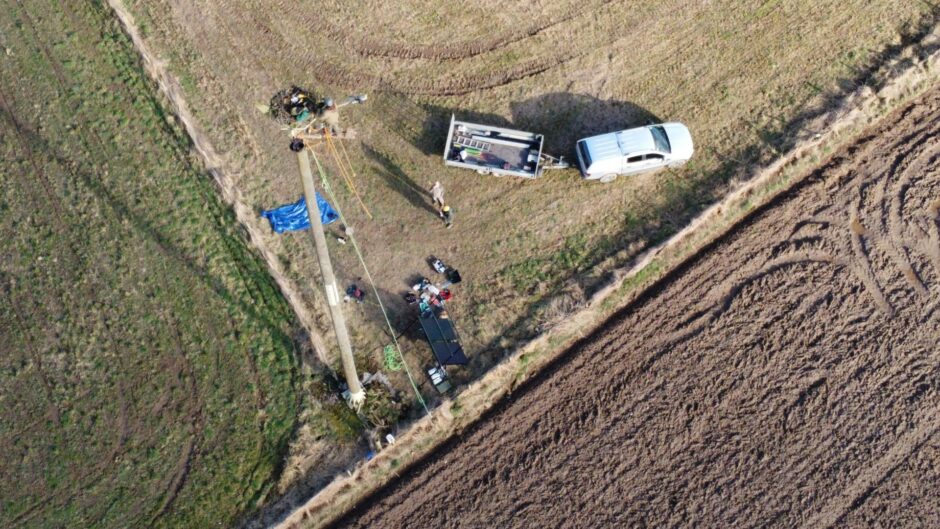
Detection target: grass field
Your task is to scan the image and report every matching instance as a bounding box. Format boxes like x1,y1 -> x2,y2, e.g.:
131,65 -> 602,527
0,1 -> 305,526
118,0 -> 937,514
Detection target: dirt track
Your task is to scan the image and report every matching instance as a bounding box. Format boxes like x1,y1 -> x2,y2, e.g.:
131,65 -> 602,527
333,88 -> 940,528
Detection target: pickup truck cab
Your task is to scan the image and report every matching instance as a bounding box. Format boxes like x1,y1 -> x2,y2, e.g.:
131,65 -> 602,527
576,123 -> 693,182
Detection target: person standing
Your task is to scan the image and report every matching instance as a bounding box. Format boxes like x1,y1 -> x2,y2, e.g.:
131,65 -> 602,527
441,205 -> 454,228
429,181 -> 445,214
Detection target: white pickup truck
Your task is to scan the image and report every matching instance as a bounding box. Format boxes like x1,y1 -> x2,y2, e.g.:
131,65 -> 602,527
575,123 -> 694,183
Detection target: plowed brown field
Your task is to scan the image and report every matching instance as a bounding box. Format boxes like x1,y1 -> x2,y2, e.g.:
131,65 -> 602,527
333,87 -> 940,528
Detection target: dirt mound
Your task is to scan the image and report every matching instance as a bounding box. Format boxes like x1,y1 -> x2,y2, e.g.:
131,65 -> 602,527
333,87 -> 940,528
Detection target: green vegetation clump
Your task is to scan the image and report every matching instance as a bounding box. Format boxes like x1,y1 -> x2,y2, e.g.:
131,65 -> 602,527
361,386 -> 408,430
308,371 -> 363,442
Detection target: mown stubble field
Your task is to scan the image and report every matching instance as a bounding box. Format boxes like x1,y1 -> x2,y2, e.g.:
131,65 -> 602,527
121,0 -> 936,518
126,0 -> 931,379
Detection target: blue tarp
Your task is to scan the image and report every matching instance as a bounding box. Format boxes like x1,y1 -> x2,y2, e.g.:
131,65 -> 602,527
261,194 -> 339,233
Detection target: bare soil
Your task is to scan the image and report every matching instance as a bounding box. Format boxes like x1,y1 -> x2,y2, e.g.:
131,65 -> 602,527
333,85 -> 940,528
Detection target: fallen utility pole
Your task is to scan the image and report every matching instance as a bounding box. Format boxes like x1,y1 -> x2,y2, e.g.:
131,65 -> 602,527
295,148 -> 365,408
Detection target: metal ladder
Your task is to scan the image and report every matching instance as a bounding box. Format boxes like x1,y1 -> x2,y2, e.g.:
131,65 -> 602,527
454,135 -> 491,151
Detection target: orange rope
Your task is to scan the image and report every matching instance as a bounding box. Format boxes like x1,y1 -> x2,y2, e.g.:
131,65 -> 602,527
324,131 -> 373,219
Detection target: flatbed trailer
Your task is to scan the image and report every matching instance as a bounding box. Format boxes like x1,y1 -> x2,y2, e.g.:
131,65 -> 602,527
418,306 -> 467,366
418,305 -> 465,394
443,114 -> 567,178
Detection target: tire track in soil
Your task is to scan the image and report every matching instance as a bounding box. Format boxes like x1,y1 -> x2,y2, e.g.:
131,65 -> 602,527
928,198 -> 940,271
225,3 -> 585,97
332,78 -> 940,529
149,305 -> 205,523
882,135 -> 939,294
0,102 -> 63,426
305,0 -> 615,60
848,208 -> 893,315
263,11 -> 585,97
797,408 -> 940,529
4,3 -> 267,526
5,8 -> 181,509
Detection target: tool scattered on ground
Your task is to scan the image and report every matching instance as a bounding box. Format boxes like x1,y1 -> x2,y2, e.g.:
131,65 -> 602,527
428,256 -> 462,287
344,284 -> 366,304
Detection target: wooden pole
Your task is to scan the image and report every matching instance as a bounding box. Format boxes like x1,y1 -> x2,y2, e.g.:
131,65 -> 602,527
295,149 -> 365,407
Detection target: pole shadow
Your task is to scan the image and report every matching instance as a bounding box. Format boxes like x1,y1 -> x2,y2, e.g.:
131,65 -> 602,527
360,143 -> 439,216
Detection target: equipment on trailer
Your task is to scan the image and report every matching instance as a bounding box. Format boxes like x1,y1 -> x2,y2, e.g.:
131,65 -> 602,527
443,114 -> 569,178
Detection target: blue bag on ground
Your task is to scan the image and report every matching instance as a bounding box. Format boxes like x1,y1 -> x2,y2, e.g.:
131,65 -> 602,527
261,194 -> 339,233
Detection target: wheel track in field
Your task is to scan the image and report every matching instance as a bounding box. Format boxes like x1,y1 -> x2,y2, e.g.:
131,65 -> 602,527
1,81 -> 173,528
797,398 -> 940,529
258,6 -> 585,96
15,2 -> 144,475
298,0 -> 615,60
4,3 -> 292,525
211,0 -> 587,96
3,11 -> 204,521
197,0 -> 659,97
148,288 -> 207,523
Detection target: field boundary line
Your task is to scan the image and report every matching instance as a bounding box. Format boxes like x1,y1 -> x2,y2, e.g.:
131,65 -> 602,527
104,0 -> 331,362
274,25 -> 940,529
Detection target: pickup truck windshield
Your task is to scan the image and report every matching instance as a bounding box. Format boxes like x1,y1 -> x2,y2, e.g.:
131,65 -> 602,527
577,140 -> 592,169
650,126 -> 671,153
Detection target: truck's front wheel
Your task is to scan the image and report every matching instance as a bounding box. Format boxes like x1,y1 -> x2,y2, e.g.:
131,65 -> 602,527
599,173 -> 618,183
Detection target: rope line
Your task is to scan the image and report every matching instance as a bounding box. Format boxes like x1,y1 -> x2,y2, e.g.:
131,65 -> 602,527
309,149 -> 429,415
324,134 -> 356,196
336,137 -> 362,196
324,132 -> 373,219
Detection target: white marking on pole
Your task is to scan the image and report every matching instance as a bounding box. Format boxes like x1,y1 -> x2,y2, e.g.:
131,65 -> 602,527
326,283 -> 340,306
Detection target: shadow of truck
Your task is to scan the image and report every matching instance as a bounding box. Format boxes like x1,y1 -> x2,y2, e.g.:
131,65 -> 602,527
411,92 -> 660,160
